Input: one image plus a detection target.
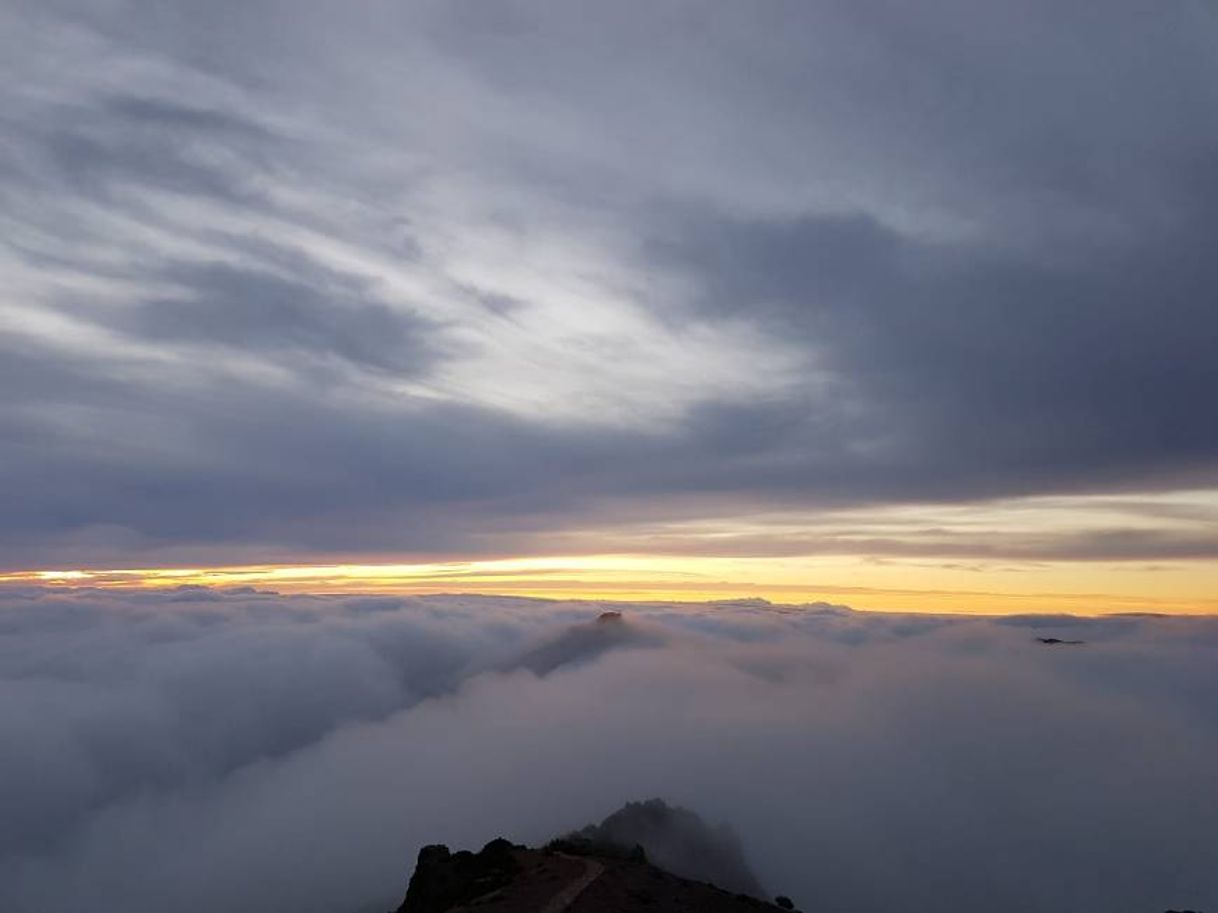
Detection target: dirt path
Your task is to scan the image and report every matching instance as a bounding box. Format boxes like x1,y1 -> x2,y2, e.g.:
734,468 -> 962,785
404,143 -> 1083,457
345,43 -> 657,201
538,857 -> 604,913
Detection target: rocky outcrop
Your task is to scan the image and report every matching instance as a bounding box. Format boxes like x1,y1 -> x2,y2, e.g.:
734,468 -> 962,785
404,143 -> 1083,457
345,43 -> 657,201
392,799 -> 801,913
507,612 -> 659,678
397,838 -> 521,913
394,840 -> 798,913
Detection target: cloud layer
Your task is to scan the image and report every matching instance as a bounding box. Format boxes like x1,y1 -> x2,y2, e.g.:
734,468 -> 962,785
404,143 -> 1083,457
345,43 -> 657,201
3,1 -> 1218,568
2,587 -> 1216,912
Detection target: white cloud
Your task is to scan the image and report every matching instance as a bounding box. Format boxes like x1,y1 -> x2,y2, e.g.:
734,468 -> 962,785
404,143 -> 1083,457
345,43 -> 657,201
0,0 -> 809,430
1,587 -> 1215,912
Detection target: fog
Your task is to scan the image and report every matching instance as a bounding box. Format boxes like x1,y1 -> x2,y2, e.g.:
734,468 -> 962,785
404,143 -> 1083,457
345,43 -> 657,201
2,587 -> 1216,912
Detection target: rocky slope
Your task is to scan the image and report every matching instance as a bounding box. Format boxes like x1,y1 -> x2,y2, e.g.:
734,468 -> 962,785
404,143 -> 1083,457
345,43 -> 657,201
394,799 -> 800,913
394,839 -> 798,913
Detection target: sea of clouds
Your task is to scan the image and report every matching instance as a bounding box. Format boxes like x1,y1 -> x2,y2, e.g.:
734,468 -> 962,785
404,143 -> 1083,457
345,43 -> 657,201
2,586 -> 1216,913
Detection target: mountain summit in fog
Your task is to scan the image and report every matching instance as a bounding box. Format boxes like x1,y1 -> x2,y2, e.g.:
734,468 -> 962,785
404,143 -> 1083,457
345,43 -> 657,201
551,798 -> 765,898
395,799 -> 795,913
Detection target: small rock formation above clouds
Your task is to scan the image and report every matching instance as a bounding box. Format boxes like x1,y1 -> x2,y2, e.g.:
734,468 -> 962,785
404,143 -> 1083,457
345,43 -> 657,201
506,611 -> 662,678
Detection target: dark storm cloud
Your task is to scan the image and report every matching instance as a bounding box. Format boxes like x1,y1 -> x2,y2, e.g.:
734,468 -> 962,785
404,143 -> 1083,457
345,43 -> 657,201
656,193 -> 1218,498
121,262 -> 439,375
105,95 -> 269,135
2,0 -> 1218,565
20,93 -> 277,208
0,372 -> 614,557
1,589 -> 1217,913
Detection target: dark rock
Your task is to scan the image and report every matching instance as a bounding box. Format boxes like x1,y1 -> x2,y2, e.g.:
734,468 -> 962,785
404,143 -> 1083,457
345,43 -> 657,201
508,613 -> 657,677
397,838 -> 521,913
775,896 -> 794,910
397,822 -> 793,913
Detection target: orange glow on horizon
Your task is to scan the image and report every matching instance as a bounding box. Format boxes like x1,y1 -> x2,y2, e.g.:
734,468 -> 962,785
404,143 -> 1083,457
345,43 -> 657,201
3,554 -> 1216,616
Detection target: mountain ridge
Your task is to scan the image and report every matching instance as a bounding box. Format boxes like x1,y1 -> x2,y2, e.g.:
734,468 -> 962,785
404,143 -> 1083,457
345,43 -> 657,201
393,799 -> 800,913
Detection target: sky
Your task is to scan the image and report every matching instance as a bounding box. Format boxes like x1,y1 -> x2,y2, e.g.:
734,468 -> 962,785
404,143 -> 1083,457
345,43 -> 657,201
3,589 -> 1218,913
3,1 -> 1218,613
